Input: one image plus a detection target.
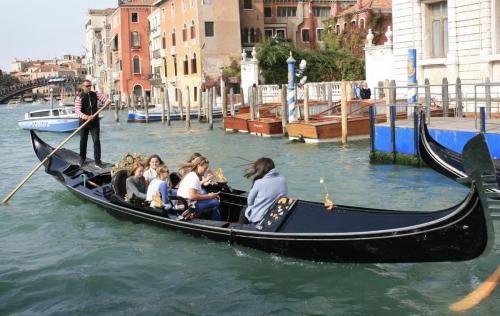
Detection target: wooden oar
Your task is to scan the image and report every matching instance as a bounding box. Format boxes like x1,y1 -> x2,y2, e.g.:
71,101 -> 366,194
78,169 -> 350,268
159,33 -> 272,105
2,103 -> 110,204
449,265 -> 500,312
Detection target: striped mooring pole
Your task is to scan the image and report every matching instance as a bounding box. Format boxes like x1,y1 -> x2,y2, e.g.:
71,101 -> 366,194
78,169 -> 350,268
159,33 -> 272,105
287,52 -> 297,123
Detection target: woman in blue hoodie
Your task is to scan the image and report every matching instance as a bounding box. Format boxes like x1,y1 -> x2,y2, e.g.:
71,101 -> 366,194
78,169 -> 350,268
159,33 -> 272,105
240,157 -> 288,224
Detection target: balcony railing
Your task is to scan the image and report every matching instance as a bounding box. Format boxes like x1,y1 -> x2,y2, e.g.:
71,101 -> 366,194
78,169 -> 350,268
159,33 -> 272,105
148,74 -> 162,85
152,50 -> 161,59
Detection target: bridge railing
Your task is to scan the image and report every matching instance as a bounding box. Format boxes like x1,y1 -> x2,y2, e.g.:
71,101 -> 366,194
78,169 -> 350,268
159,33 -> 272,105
0,77 -> 81,103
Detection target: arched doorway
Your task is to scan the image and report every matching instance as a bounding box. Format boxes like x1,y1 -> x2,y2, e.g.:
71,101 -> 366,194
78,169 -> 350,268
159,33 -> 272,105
133,85 -> 143,98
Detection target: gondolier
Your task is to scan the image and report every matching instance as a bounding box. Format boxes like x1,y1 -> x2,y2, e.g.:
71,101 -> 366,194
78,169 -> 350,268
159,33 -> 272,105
75,80 -> 111,168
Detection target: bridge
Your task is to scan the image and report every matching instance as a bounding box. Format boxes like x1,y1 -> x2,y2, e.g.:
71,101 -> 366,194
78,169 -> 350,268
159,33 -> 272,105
0,77 -> 83,104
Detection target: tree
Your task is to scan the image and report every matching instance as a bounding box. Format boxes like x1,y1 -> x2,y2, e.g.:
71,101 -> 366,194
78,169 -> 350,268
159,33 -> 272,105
0,69 -> 20,88
255,37 -> 365,84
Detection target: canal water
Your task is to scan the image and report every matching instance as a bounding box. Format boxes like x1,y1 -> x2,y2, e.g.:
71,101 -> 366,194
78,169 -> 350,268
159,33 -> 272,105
0,103 -> 498,315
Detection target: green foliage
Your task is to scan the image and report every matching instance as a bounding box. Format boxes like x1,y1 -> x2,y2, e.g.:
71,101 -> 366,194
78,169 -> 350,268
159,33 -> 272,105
223,60 -> 240,78
370,151 -> 426,167
256,37 -> 365,84
0,70 -> 19,88
256,39 -> 301,84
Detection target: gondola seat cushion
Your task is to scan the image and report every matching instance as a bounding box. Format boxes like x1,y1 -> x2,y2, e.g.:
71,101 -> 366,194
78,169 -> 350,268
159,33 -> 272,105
112,169 -> 129,197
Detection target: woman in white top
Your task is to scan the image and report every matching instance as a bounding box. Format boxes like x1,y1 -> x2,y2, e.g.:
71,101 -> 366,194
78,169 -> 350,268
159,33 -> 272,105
146,165 -> 170,208
143,154 -> 164,184
177,156 -> 221,220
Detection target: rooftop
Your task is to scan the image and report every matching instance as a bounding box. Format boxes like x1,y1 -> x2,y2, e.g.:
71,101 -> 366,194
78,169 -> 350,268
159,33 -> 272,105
339,0 -> 392,16
88,8 -> 116,16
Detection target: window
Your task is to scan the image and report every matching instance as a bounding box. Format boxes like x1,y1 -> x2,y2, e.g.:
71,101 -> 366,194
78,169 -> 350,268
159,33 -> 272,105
194,86 -> 198,102
162,34 -> 166,49
250,28 -> 255,43
275,29 -> 285,39
301,29 -> 310,42
172,28 -> 176,46
191,53 -> 197,74
277,6 -> 296,17
131,12 -> 138,23
316,28 -> 324,42
264,7 -> 272,17
205,21 -> 214,37
242,28 -> 249,43
336,24 -> 340,35
133,57 -> 141,73
171,2 -> 175,17
359,19 -> 365,29
312,7 -> 331,17
244,0 -> 252,10
131,31 -> 140,48
173,56 -> 177,76
428,1 -> 448,58
163,57 -> 167,77
183,55 -> 189,75
183,24 -> 188,41
264,28 -> 273,39
351,21 -> 356,28
191,21 -> 196,39
112,35 -> 119,51
203,0 -> 212,4
343,22 -> 347,31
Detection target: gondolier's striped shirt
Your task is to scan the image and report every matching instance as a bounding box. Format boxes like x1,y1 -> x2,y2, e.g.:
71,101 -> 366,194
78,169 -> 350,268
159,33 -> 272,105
74,93 -> 109,120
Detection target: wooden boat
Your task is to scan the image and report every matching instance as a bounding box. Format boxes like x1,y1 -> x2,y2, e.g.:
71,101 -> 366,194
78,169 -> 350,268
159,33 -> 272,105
248,117 -> 283,137
224,104 -> 283,136
31,130 -> 496,263
419,113 -> 500,192
287,100 -> 406,142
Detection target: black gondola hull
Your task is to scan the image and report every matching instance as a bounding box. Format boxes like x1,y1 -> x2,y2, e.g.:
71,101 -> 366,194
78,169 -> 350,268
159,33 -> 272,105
30,130 -> 493,263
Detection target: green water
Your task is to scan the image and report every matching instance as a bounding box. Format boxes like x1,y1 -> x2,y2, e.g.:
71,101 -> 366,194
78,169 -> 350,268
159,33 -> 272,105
0,104 -> 498,315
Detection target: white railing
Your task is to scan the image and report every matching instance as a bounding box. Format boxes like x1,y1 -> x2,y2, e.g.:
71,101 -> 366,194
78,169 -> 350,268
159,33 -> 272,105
258,81 -> 342,104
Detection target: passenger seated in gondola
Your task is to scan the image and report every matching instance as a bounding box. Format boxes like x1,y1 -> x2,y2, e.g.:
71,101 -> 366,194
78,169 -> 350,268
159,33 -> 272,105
144,154 -> 164,184
126,162 -> 147,204
146,165 -> 170,209
177,152 -> 214,190
177,156 -> 221,220
239,157 -> 288,225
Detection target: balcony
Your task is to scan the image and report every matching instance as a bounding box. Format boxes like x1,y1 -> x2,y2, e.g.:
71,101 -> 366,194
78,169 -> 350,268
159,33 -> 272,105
170,46 -> 176,55
148,74 -> 162,86
160,49 -> 166,58
152,49 -> 161,59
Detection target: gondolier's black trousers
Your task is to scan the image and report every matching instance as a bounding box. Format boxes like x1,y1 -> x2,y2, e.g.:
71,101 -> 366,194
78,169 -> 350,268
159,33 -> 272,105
79,119 -> 101,164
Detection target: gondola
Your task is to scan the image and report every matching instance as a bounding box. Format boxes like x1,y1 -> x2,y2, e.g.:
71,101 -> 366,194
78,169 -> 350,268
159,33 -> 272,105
31,130 -> 496,263
419,113 -> 500,192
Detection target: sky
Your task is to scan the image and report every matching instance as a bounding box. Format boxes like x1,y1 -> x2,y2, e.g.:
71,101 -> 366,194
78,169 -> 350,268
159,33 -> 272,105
0,0 -> 117,72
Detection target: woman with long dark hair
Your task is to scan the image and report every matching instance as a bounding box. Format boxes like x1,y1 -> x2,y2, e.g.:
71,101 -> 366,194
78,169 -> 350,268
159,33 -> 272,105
240,157 -> 288,224
144,154 -> 165,184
